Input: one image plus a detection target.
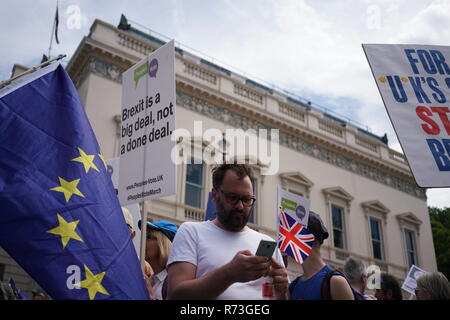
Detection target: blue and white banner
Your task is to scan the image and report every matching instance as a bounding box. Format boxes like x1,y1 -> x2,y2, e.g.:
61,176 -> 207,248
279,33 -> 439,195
364,44 -> 450,187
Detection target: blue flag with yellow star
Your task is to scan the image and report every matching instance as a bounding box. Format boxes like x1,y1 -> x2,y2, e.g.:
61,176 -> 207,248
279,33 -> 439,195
0,62 -> 149,300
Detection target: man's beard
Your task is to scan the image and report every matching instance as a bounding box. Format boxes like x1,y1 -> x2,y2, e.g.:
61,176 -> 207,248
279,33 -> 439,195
216,199 -> 251,231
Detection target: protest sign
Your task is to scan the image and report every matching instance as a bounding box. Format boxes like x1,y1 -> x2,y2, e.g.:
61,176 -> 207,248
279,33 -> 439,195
277,187 -> 313,264
119,40 -> 176,205
277,188 -> 310,226
401,264 -> 426,295
363,44 -> 450,187
107,157 -> 141,257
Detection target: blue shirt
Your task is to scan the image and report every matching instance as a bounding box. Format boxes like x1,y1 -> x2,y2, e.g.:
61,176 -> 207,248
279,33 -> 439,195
289,265 -> 332,300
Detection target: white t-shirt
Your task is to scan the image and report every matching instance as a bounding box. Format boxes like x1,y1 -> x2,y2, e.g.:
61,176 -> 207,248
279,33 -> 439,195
167,220 -> 285,300
150,269 -> 167,300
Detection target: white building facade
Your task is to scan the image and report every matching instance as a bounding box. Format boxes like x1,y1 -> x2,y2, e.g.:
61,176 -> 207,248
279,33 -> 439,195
1,16 -> 437,297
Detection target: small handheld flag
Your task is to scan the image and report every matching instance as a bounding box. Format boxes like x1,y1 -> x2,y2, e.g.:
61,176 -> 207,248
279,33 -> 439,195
277,187 -> 314,264
278,209 -> 315,264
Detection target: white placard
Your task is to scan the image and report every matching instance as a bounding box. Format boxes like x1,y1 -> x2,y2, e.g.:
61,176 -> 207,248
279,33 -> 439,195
277,187 -> 310,226
106,157 -> 141,257
401,264 -> 426,295
119,40 -> 176,205
363,44 -> 450,187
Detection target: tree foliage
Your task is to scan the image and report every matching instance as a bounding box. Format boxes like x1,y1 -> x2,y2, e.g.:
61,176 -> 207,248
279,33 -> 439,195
429,206 -> 450,280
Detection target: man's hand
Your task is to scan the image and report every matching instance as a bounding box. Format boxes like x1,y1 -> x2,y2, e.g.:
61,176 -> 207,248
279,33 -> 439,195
268,259 -> 289,300
167,250 -> 271,300
225,250 -> 271,283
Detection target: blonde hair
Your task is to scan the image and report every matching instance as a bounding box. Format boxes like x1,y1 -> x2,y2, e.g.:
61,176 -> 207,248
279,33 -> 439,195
147,229 -> 172,269
416,272 -> 450,300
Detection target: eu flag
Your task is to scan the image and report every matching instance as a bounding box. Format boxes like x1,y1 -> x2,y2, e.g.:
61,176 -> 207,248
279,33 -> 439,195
204,192 -> 216,221
0,62 -> 149,300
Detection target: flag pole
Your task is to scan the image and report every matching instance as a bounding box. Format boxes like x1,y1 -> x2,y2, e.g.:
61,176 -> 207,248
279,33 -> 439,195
47,0 -> 58,58
47,13 -> 55,58
139,201 -> 147,273
0,54 -> 66,89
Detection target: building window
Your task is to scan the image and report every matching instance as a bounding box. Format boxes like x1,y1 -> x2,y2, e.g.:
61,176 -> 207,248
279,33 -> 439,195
370,218 -> 384,260
405,229 -> 417,267
279,172 -> 314,199
331,205 -> 346,249
323,186 -> 353,253
288,189 -> 304,197
396,212 -> 422,268
362,200 -> 389,262
185,163 -> 204,208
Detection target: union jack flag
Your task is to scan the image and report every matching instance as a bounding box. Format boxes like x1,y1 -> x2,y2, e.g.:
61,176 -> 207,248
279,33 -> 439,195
278,209 -> 315,264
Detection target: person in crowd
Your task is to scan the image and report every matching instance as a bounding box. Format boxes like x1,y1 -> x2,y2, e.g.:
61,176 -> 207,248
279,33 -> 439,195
31,290 -> 48,300
167,164 -> 288,300
375,273 -> 403,300
122,207 -> 155,299
415,272 -> 450,300
289,212 -> 354,300
343,257 -> 372,300
0,282 -> 15,300
122,207 -> 136,239
139,219 -> 178,300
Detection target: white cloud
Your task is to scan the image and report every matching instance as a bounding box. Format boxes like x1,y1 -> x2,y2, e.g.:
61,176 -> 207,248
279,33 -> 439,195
427,188 -> 450,209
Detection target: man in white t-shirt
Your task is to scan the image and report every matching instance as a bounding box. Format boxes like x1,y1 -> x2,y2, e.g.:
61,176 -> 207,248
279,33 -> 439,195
167,164 -> 288,300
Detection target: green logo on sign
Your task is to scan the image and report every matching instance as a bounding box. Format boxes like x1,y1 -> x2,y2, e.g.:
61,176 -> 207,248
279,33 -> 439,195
281,197 -> 297,211
134,61 -> 148,87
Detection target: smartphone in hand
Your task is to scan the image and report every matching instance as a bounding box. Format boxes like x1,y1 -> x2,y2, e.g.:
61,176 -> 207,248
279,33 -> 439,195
255,240 -> 277,258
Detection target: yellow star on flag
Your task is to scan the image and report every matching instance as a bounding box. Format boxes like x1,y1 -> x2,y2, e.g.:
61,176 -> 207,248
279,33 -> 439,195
98,153 -> 107,170
71,147 -> 99,174
50,177 -> 85,203
46,214 -> 83,249
75,265 -> 110,300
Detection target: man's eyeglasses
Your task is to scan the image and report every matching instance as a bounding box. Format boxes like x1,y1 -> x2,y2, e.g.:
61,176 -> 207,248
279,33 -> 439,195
217,188 -> 256,207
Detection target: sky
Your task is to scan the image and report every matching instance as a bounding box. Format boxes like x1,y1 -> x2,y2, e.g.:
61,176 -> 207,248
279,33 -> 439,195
0,0 -> 449,208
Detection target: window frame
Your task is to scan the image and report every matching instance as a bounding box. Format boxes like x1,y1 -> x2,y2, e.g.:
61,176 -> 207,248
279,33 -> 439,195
322,186 -> 353,255
184,161 -> 205,209
404,228 -> 418,267
361,200 -> 390,263
369,217 -> 385,260
396,212 -> 422,268
279,172 -> 314,199
331,204 -> 347,250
